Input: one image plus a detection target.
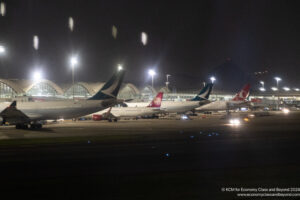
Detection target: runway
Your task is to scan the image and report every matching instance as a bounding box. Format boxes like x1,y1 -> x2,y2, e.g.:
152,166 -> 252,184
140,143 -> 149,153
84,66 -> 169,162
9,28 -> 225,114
0,112 -> 300,199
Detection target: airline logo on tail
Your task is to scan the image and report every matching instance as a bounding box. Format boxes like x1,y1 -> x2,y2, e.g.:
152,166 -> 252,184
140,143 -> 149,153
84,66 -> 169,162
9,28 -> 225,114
232,84 -> 250,101
147,92 -> 164,107
191,83 -> 213,101
89,70 -> 126,100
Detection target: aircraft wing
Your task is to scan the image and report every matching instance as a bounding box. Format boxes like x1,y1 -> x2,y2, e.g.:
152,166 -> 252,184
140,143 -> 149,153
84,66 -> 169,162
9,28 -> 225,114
155,107 -> 167,114
151,108 -> 163,111
0,101 -> 30,124
227,100 -> 250,109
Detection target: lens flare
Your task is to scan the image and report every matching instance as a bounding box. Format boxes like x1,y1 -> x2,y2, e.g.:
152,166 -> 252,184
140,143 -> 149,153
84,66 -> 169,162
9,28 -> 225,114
141,32 -> 148,45
112,25 -> 117,39
68,17 -> 74,32
33,35 -> 39,50
0,2 -> 6,16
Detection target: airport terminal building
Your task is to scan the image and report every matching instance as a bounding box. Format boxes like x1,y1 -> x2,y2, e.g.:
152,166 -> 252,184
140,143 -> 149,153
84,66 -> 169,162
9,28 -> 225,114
0,79 -> 299,104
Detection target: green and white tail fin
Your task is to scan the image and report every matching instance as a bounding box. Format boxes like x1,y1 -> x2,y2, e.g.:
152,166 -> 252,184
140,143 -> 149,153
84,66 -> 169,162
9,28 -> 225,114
88,70 -> 126,100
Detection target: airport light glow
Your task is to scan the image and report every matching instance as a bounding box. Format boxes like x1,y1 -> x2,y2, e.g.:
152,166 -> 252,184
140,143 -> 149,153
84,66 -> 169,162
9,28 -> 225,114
271,87 -> 278,91
0,45 -> 5,54
259,87 -> 266,91
70,56 -> 78,68
148,69 -> 156,88
283,87 -> 290,91
294,88 -> 300,91
274,77 -> 282,110
148,69 -> 156,76
32,70 -> 43,82
70,56 -> 78,100
229,118 -> 241,126
274,77 -> 281,82
282,108 -> 290,114
118,64 -> 123,71
260,81 -> 264,88
210,76 -> 216,84
181,115 -> 188,120
244,117 -> 249,122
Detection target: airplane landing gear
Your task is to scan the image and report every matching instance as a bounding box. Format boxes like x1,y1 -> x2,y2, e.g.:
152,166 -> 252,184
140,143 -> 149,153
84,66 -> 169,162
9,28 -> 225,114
15,123 -> 42,129
108,118 -> 118,122
30,123 -> 42,129
16,124 -> 28,129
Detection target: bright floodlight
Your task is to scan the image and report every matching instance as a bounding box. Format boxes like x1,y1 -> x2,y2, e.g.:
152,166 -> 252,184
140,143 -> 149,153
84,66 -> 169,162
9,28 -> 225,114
229,118 -> 241,126
32,71 -> 43,82
274,77 -> 281,82
294,88 -> 300,91
259,87 -> 266,92
148,69 -> 156,76
282,108 -> 290,114
283,87 -> 290,91
118,64 -> 123,71
0,45 -> 5,54
271,87 -> 278,91
260,81 -> 264,85
181,115 -> 189,120
70,56 -> 78,67
148,69 -> 156,88
210,76 -> 216,84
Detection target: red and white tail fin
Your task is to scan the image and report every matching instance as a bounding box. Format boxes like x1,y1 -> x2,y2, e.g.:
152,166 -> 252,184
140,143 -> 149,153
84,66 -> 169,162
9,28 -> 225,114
232,84 -> 250,101
147,92 -> 164,107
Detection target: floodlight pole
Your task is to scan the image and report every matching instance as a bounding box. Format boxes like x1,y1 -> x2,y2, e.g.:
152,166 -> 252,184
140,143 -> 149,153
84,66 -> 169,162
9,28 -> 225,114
72,65 -> 75,100
151,75 -> 154,88
0,45 -> 6,99
276,80 -> 279,110
166,74 -> 171,91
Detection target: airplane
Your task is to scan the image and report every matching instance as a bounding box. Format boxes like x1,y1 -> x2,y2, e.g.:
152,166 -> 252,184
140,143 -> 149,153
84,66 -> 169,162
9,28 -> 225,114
90,92 -> 164,121
195,84 -> 250,112
126,83 -> 214,114
0,69 -> 126,129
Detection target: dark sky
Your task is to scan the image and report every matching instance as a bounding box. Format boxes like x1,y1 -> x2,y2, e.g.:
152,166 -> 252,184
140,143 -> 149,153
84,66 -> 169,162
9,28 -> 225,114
0,0 -> 299,89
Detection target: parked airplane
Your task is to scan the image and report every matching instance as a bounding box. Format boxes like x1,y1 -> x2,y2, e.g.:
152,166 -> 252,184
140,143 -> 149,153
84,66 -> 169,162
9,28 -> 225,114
195,84 -> 250,112
127,83 -> 214,114
91,92 -> 164,121
0,70 -> 126,129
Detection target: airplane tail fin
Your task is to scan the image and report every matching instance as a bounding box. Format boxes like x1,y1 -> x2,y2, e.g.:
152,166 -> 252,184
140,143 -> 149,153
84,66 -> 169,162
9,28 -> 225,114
232,84 -> 250,101
147,92 -> 164,107
191,83 -> 213,101
9,101 -> 16,108
88,70 -> 126,100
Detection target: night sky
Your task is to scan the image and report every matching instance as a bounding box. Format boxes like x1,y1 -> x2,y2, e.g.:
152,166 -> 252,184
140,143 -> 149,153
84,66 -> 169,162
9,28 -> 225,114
0,0 -> 299,90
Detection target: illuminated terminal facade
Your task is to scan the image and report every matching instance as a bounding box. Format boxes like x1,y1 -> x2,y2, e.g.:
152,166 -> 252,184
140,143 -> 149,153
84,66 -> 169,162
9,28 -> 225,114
0,79 -> 299,104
